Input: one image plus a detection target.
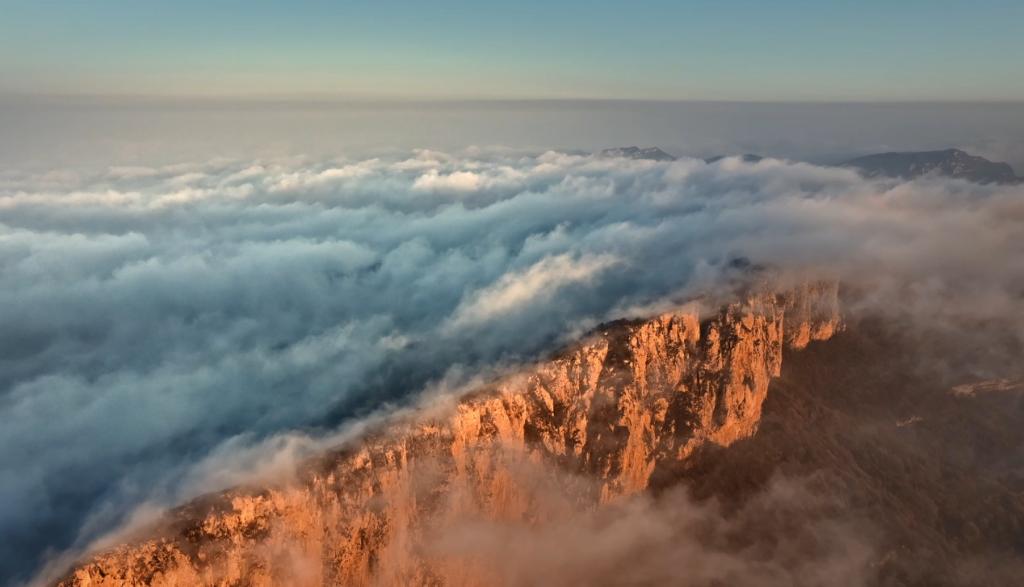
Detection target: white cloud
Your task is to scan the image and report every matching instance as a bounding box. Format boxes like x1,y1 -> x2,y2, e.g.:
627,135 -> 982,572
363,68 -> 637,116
2,149 -> 1024,584
413,169 -> 485,192
449,253 -> 620,328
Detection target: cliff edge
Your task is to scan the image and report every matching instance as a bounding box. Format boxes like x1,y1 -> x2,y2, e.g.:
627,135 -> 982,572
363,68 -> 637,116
55,282 -> 842,587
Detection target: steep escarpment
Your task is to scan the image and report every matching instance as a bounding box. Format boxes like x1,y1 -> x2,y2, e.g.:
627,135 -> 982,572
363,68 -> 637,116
55,283 -> 842,587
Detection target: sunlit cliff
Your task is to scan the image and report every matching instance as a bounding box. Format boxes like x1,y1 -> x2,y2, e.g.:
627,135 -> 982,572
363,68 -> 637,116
56,283 -> 841,586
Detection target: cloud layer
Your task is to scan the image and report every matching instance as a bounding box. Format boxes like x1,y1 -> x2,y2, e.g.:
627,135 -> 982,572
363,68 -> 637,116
2,149 -> 1023,584
429,475 -> 874,587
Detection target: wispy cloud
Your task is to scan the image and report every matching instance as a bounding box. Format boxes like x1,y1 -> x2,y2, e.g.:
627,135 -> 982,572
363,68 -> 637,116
448,253 -> 620,328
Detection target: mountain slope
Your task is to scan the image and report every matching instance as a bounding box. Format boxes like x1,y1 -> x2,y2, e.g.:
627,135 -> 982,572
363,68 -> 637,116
51,282 -> 1024,586
680,317 -> 1024,586
705,154 -> 765,164
842,149 -> 1020,184
53,283 -> 840,586
599,146 -> 677,162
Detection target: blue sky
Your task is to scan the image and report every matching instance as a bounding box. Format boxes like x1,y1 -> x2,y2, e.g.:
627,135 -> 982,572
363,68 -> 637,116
1,0 -> 1023,100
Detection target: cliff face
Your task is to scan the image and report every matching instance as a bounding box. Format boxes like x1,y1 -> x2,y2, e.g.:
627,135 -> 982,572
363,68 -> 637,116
56,283 -> 841,587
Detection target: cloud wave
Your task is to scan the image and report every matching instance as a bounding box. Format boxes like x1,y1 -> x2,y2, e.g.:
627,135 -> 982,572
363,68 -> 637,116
2,149 -> 1023,584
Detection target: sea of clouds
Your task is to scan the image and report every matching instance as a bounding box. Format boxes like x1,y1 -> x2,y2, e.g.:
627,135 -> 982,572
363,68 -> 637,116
2,149 -> 1023,584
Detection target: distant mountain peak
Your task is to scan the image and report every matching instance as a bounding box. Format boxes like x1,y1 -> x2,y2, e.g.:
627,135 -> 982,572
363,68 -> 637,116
599,146 -> 677,162
705,154 -> 765,164
842,148 -> 1020,184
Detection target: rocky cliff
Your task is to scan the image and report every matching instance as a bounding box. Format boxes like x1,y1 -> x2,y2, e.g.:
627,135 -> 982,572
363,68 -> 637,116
55,283 -> 841,587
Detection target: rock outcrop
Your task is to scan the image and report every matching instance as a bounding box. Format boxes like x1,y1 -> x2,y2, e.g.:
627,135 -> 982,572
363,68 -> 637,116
55,283 -> 841,587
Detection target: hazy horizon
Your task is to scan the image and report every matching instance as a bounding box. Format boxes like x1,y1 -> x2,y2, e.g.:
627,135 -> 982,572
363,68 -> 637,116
4,96 -> 1024,172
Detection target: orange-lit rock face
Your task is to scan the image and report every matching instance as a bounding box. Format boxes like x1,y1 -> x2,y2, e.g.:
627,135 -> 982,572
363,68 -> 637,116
58,283 -> 841,587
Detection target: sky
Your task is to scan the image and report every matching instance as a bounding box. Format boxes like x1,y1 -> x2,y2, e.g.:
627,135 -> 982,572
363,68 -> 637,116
2,0 -> 1024,101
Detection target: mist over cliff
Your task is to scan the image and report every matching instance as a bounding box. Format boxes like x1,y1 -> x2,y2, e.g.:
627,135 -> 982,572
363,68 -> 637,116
3,149 -> 1024,585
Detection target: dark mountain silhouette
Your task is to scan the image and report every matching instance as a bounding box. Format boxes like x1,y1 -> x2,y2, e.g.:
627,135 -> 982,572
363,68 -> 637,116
599,146 -> 677,161
843,148 -> 1020,184
705,154 -> 765,164
600,147 -> 1022,186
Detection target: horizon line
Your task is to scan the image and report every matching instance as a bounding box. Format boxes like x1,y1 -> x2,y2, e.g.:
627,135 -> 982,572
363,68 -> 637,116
4,92 -> 1024,107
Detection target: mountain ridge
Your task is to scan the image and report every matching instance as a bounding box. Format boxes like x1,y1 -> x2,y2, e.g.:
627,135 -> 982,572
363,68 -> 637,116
600,145 -> 1021,184
52,282 -> 842,586
598,146 -> 677,162
841,148 -> 1020,184
44,280 -> 1024,586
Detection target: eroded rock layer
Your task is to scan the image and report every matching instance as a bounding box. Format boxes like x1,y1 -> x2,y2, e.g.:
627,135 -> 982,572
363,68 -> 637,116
57,283 -> 841,587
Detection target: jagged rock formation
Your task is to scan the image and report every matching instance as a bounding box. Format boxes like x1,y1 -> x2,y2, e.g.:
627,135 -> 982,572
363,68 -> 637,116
55,283 -> 841,587
842,148 -> 1020,184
